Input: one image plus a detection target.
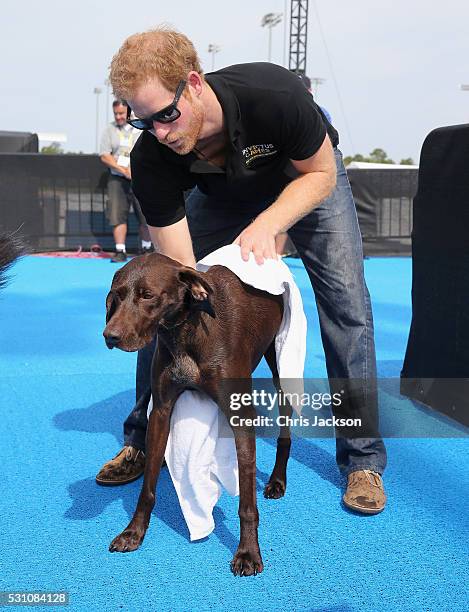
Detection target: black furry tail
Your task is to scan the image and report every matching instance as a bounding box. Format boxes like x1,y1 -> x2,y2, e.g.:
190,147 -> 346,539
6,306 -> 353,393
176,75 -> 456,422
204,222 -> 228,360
0,232 -> 27,289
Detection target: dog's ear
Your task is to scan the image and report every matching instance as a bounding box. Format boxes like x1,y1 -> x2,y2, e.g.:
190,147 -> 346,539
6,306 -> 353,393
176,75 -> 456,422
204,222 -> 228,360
105,291 -> 117,323
178,269 -> 215,318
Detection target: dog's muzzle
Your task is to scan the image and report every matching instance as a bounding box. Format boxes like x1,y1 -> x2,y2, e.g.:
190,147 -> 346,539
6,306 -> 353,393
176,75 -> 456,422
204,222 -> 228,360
103,332 -> 121,349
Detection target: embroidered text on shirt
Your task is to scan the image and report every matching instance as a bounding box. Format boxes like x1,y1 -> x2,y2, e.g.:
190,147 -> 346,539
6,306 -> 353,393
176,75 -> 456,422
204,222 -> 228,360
242,143 -> 278,166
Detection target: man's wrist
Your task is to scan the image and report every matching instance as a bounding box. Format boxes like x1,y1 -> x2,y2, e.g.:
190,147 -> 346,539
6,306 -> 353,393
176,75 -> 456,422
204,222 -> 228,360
255,211 -> 282,236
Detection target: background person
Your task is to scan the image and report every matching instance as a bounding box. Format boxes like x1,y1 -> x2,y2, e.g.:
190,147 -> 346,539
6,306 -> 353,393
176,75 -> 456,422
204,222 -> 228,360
297,74 -> 333,123
99,100 -> 153,262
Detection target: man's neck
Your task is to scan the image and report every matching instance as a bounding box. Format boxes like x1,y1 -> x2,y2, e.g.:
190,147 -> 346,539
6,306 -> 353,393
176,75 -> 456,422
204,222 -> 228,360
199,83 -> 224,141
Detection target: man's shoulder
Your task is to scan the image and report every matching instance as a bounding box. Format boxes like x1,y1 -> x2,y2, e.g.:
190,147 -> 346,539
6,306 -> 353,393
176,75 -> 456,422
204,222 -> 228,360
209,63 -> 307,117
209,63 -> 310,135
213,62 -> 293,79
211,62 -> 298,91
101,121 -> 119,137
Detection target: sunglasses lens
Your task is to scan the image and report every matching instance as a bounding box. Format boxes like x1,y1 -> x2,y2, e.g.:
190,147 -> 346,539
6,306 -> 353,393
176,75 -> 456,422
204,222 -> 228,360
128,118 -> 152,130
157,106 -> 180,124
127,84 -> 184,130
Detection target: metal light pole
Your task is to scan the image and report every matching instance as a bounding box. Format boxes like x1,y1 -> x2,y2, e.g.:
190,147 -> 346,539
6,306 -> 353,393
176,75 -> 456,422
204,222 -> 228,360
310,77 -> 326,98
261,12 -> 283,62
460,84 -> 469,120
105,79 -> 111,125
283,0 -> 288,66
93,87 -> 102,153
208,44 -> 221,71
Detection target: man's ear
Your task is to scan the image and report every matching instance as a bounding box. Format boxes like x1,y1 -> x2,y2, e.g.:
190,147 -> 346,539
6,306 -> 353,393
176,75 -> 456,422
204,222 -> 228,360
178,269 -> 215,318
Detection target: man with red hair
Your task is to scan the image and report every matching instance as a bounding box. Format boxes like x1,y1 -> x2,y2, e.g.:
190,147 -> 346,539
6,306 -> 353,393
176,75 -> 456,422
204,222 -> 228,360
96,27 -> 387,515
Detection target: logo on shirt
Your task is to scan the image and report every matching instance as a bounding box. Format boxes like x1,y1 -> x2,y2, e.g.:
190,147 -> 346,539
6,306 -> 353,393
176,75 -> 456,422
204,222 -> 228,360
242,143 -> 278,166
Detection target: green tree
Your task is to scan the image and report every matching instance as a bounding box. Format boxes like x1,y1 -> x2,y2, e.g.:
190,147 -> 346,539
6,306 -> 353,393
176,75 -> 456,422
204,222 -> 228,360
343,148 -> 415,166
368,148 -> 394,164
343,153 -> 365,166
40,142 -> 63,154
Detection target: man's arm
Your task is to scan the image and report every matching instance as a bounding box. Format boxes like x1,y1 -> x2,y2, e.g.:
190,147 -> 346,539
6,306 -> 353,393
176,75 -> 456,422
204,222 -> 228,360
99,153 -> 131,179
148,217 -> 196,269
234,134 -> 336,264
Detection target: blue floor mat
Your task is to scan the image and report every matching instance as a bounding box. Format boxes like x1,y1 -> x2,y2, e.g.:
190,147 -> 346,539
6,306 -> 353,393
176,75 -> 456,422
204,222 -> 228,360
0,256 -> 467,612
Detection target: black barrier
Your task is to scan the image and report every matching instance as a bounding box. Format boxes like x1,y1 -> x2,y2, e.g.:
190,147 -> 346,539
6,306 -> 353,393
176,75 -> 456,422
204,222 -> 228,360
0,131 -> 38,153
0,153 -> 417,255
347,168 -> 417,256
0,153 -> 141,251
401,124 -> 469,426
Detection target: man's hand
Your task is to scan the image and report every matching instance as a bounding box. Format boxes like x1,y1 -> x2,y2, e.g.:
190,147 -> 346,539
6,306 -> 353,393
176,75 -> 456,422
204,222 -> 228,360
119,166 -> 131,180
100,154 -> 132,180
233,217 -> 279,265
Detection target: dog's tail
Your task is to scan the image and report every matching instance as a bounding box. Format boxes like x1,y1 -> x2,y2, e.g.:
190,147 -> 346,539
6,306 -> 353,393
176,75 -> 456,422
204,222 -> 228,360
0,232 -> 27,289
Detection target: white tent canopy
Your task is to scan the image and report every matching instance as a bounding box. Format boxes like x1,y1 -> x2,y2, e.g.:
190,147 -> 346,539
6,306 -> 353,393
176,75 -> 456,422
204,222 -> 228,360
346,161 -> 418,170
37,132 -> 67,145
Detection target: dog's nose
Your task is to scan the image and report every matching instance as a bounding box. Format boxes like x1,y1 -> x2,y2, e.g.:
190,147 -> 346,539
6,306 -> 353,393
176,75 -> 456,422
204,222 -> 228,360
104,332 -> 121,349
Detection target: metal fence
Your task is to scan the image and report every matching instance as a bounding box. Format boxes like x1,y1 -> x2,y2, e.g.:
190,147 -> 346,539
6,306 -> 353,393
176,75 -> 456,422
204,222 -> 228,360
0,154 -> 419,255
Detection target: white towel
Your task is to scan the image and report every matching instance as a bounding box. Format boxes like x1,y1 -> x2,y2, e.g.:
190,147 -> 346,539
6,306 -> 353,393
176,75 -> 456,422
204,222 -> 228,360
148,244 -> 307,540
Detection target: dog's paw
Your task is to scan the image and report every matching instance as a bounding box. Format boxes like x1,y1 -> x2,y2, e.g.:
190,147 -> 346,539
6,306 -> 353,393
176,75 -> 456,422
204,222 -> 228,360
263,478 -> 286,499
230,549 -> 264,577
109,527 -> 144,553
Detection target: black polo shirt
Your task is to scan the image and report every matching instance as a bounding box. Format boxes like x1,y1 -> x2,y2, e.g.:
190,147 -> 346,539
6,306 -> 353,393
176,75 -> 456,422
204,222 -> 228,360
131,62 -> 339,227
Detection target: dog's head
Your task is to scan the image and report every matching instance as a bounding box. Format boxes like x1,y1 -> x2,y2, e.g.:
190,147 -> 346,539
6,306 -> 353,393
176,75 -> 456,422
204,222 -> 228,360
103,253 -> 214,352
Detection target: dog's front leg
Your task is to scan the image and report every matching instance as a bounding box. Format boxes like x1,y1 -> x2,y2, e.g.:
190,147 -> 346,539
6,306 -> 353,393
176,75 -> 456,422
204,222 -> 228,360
230,417 -> 264,577
109,404 -> 171,553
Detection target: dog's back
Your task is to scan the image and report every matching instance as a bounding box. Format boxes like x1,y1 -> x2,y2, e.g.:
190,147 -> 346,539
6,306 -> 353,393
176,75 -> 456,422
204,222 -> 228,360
203,264 -> 284,371
0,232 -> 25,289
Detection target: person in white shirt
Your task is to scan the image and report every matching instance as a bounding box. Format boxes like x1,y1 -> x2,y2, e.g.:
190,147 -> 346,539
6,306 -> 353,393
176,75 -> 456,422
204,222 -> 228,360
99,100 -> 152,262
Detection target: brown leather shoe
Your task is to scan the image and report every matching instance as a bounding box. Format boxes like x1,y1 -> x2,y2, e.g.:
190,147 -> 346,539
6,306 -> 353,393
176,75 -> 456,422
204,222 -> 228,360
96,446 -> 145,486
343,469 -> 386,515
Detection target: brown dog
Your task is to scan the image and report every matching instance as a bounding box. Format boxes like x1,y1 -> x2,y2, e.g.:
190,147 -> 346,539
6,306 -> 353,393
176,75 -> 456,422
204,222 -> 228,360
103,253 -> 292,576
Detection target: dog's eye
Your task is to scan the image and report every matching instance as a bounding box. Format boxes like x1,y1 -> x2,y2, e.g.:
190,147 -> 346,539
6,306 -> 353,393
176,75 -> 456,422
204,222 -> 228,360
141,290 -> 154,300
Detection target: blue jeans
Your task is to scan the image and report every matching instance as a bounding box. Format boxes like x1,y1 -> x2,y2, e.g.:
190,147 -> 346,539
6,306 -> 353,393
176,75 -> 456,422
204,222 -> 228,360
124,149 -> 387,476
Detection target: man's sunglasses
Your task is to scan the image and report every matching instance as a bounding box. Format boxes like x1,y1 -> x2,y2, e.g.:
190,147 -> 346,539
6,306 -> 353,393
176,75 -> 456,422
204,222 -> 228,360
126,80 -> 186,130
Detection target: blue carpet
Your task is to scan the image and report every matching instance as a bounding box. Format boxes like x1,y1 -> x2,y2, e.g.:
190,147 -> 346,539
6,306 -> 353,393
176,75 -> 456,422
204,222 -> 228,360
0,256 -> 467,612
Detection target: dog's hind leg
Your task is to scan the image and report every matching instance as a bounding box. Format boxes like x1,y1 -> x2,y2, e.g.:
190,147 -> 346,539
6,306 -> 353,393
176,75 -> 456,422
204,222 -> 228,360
263,341 -> 291,499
